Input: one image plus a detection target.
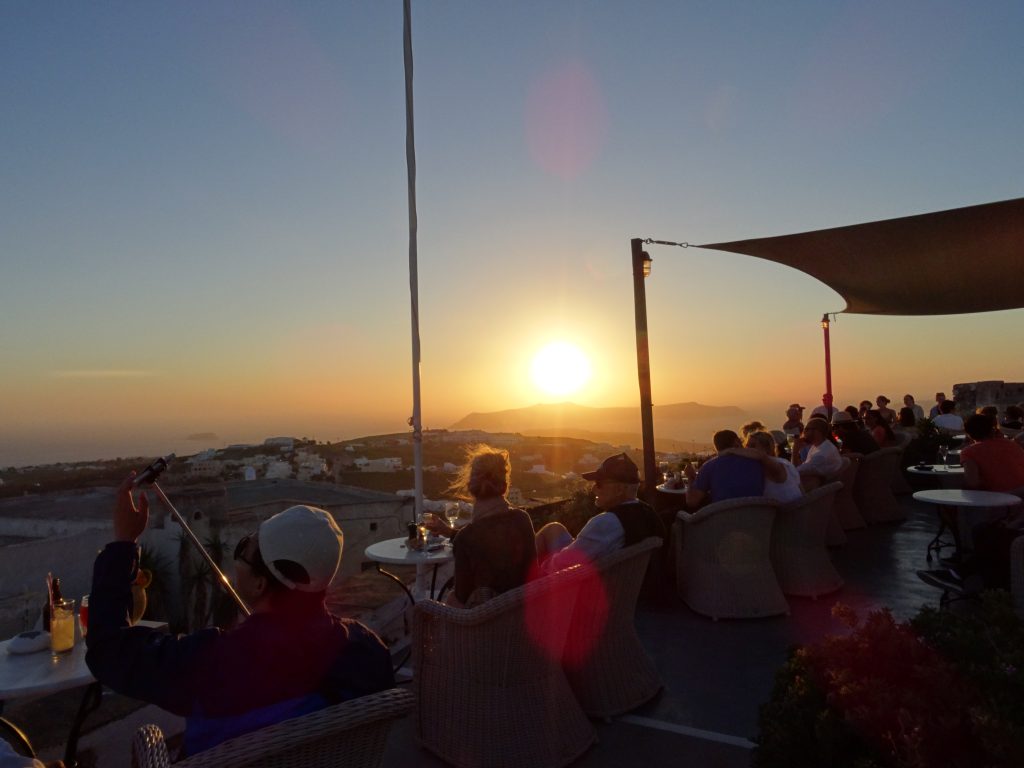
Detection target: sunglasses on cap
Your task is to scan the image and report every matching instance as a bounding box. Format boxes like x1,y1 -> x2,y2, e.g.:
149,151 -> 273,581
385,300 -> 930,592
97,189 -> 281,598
234,533 -> 270,576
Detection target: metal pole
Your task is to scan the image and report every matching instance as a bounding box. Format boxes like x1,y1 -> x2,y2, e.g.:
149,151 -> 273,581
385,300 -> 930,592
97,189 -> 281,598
403,0 -> 423,523
632,239 -> 658,503
822,313 -> 833,419
150,482 -> 251,616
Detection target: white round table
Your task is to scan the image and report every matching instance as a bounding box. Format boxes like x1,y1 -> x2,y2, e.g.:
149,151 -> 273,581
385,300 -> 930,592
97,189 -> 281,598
912,489 -> 1021,562
364,536 -> 454,603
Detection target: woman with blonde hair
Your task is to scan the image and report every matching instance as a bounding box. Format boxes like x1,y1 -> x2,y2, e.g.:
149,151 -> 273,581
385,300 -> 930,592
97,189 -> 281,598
431,445 -> 536,607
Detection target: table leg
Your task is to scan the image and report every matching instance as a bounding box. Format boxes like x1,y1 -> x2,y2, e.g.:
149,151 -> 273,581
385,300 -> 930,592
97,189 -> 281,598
374,564 -> 417,606
926,505 -> 960,562
0,716 -> 35,759
64,681 -> 102,767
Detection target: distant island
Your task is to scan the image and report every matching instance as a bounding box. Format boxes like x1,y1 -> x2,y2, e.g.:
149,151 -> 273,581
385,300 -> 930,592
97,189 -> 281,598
451,401 -> 742,452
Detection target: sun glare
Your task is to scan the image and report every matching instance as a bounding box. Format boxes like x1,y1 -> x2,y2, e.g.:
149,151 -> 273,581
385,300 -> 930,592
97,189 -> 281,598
530,341 -> 592,398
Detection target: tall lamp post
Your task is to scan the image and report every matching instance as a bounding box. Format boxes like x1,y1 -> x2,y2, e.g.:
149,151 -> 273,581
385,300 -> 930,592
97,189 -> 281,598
631,238 -> 658,503
822,313 -> 833,417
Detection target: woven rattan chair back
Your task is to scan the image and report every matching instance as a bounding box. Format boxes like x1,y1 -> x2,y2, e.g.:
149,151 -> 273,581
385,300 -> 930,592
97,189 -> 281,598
562,536 -> 663,718
772,482 -> 844,598
833,455 -> 866,530
413,563 -> 596,768
675,497 -> 788,620
131,688 -> 415,768
854,447 -> 906,523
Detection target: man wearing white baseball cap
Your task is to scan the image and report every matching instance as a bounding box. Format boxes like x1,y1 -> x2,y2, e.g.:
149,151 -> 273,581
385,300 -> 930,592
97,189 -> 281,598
86,474 -> 394,758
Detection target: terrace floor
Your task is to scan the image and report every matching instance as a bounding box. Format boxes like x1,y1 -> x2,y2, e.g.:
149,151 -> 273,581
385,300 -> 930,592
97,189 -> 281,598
22,488 -> 956,767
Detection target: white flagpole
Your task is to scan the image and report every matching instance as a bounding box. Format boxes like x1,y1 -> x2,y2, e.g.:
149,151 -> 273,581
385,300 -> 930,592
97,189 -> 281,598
403,0 -> 423,523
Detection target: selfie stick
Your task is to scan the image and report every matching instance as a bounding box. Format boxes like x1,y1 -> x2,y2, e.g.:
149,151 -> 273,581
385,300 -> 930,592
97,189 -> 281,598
134,455 -> 251,617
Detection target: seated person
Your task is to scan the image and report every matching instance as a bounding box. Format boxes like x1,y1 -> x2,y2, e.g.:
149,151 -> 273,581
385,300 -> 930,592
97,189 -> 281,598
896,407 -> 917,430
792,418 -> 842,489
961,413 -> 1024,493
919,414 -> 1024,592
831,412 -> 878,455
875,395 -> 897,425
810,393 -> 836,421
903,394 -> 925,423
932,399 -> 964,431
782,404 -> 804,436
684,430 -> 765,509
741,420 -> 768,439
1001,404 -> 1023,431
843,405 -> 862,425
87,477 -> 394,758
858,400 -> 873,421
864,409 -> 896,447
729,430 -> 802,503
444,446 -> 536,607
536,453 -> 664,570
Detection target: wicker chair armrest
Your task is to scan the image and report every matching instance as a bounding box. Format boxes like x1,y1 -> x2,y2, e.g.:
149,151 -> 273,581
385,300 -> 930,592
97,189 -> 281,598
414,562 -> 585,626
780,481 -> 842,512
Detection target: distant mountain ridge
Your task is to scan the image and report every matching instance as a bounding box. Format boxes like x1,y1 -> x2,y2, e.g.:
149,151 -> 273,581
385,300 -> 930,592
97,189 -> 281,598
451,401 -> 747,450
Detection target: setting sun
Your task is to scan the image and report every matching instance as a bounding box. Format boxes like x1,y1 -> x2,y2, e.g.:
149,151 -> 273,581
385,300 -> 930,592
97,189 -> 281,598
530,341 -> 592,398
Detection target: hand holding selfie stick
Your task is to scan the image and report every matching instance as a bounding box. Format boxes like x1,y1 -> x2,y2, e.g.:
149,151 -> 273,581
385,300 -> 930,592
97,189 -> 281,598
134,455 -> 251,617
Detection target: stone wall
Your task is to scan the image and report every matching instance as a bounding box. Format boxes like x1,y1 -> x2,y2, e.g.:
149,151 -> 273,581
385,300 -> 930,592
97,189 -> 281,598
953,380 -> 1024,414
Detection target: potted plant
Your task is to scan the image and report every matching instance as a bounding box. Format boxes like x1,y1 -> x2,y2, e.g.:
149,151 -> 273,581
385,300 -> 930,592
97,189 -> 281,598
755,594 -> 1024,767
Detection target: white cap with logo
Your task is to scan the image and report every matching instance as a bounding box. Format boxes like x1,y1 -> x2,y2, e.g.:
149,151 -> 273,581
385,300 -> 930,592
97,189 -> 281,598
258,505 -> 344,592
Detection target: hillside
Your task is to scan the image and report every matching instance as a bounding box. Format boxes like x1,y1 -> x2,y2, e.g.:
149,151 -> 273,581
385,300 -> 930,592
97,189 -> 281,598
450,401 -> 745,451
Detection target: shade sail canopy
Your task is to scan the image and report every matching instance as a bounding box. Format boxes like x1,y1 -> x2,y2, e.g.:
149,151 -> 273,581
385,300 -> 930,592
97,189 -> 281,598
699,197 -> 1024,316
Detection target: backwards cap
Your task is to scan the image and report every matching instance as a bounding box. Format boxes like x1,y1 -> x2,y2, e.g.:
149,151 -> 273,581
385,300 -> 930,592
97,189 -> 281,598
258,505 -> 343,592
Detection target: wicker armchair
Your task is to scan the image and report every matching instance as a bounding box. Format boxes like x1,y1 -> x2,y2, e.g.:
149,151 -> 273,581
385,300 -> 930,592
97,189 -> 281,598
854,447 -> 906,523
1012,536 -> 1024,620
413,564 -> 596,768
675,497 -> 788,620
832,454 -> 866,531
131,688 -> 415,768
771,482 -> 844,598
890,447 -> 913,495
562,536 -> 663,718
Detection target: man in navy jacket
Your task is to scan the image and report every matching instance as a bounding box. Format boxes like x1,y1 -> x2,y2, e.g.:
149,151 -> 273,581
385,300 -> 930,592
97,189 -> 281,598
86,474 -> 394,757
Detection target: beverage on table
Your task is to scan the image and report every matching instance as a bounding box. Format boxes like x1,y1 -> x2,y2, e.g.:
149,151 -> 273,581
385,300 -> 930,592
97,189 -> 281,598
79,594 -> 90,638
51,598 -> 76,654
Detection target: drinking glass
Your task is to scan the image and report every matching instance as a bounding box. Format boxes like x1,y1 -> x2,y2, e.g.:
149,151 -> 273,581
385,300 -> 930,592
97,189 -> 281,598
445,503 -> 460,529
79,595 -> 89,638
937,446 -> 948,470
50,598 -> 76,655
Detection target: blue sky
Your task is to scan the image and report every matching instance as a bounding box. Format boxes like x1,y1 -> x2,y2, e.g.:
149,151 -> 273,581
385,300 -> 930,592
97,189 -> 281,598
3,1 -> 1023,465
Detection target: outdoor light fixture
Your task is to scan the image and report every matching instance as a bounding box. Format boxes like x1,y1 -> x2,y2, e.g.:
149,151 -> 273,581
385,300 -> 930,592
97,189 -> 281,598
642,251 -> 652,278
821,314 -> 829,329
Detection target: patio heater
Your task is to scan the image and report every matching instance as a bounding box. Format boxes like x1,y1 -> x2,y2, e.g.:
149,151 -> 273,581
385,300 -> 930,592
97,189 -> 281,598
631,238 -> 658,502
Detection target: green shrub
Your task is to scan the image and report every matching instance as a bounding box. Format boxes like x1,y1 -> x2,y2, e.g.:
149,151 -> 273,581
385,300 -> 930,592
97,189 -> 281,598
755,596 -> 1024,768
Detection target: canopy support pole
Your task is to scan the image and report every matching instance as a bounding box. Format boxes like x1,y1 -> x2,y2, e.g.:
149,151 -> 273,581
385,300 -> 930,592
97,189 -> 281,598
403,0 -> 423,523
631,239 -> 657,502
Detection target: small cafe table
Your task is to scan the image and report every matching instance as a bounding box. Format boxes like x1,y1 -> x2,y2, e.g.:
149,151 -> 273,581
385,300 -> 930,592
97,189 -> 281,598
912,489 -> 1021,562
1,619 -> 166,765
364,536 -> 455,605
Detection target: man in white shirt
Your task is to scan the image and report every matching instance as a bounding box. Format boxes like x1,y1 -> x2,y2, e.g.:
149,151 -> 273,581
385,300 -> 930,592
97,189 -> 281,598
536,453 -> 664,570
792,418 -> 842,489
933,399 -> 964,431
810,393 -> 836,421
